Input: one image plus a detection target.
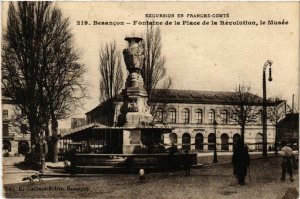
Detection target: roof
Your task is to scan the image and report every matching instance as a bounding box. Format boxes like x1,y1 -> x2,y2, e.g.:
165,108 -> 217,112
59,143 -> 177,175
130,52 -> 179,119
60,122 -> 108,138
87,89 -> 284,114
150,89 -> 262,104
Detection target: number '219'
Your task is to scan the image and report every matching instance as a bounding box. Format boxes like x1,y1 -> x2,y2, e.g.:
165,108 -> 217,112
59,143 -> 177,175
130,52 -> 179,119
77,21 -> 89,25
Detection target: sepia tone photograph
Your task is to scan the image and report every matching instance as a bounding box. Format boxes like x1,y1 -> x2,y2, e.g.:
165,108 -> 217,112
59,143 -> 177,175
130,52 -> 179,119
1,1 -> 299,198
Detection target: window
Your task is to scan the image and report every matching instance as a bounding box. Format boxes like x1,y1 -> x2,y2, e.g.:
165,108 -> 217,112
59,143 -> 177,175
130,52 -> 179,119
195,133 -> 204,150
169,108 -> 176,123
3,110 -> 8,119
156,109 -> 163,123
3,123 -> 9,137
208,133 -> 216,150
220,110 -> 228,124
182,109 -> 190,123
221,133 -> 229,151
195,109 -> 203,124
208,110 -> 215,123
169,133 -> 178,144
182,133 -> 191,151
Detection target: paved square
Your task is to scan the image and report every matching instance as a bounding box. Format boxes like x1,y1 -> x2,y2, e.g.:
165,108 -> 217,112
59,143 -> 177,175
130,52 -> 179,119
3,156 -> 298,198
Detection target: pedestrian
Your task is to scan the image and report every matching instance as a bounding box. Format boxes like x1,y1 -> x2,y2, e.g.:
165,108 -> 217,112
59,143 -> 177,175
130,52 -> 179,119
168,144 -> 177,171
232,138 -> 250,185
280,140 -> 294,182
183,149 -> 192,176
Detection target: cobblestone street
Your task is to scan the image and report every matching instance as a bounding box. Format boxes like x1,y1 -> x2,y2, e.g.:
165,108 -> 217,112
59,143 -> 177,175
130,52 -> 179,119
3,154 -> 299,198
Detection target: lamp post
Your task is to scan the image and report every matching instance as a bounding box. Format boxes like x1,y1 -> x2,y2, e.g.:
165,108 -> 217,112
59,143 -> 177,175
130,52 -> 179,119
262,60 -> 273,157
213,120 -> 218,163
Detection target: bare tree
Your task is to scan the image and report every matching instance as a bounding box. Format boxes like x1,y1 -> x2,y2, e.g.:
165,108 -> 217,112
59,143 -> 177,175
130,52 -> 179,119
99,41 -> 124,125
2,2 -> 86,161
267,98 -> 286,154
150,77 -> 172,123
141,25 -> 172,116
225,85 -> 261,141
268,98 -> 286,127
2,2 -> 50,146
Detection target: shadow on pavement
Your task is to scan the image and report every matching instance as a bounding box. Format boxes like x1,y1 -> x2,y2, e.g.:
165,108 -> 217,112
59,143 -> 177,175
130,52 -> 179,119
13,161 -> 39,171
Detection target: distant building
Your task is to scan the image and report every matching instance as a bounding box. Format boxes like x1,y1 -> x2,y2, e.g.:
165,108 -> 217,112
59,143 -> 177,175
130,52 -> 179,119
2,96 -> 30,155
85,89 -> 284,151
277,113 -> 299,147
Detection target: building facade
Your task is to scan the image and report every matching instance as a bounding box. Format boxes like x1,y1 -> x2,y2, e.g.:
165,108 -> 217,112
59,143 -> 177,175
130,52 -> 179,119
86,89 -> 284,151
277,113 -> 299,148
2,96 -> 30,156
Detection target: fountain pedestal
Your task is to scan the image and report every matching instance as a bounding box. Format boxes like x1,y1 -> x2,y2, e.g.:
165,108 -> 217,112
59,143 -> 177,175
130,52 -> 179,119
123,129 -> 142,154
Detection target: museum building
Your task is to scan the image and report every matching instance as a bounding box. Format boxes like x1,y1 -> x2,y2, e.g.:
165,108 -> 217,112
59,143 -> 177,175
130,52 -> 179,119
85,89 -> 285,152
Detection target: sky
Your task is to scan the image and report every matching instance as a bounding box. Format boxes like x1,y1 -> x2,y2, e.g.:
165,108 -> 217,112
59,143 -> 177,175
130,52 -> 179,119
1,2 -> 299,129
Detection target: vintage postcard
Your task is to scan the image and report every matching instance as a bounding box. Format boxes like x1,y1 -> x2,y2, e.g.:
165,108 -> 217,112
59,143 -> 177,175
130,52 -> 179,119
1,1 -> 299,198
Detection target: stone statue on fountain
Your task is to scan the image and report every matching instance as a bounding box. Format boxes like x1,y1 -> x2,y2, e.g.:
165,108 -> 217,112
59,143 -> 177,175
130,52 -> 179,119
118,36 -> 153,128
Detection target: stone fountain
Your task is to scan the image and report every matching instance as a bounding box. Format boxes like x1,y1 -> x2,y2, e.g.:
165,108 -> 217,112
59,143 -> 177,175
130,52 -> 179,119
120,37 -> 154,154
61,36 -> 197,174
121,37 -> 153,127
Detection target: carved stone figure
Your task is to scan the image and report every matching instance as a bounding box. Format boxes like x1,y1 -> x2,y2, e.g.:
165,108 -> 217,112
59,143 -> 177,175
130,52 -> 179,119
123,37 -> 144,72
119,36 -> 153,127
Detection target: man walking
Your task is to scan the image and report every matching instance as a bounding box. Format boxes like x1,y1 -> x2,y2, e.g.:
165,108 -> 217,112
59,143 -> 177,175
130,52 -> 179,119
280,140 -> 294,182
232,138 -> 250,185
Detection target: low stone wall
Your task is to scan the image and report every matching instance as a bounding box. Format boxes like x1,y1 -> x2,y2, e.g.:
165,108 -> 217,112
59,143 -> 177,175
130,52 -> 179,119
67,153 -> 197,174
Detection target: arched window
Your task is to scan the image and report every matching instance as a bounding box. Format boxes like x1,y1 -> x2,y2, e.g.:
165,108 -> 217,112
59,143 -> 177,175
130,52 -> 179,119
155,108 -> 163,123
182,133 -> 191,151
169,133 -> 178,144
195,109 -> 203,124
182,108 -> 190,124
208,109 -> 215,124
208,133 -> 215,150
233,133 -> 241,146
221,133 -> 229,151
169,108 -> 176,123
221,110 -> 228,124
195,133 -> 204,150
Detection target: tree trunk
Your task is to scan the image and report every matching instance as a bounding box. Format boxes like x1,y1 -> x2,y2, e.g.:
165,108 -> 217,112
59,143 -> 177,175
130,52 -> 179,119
29,121 -> 40,149
241,125 -> 245,142
51,117 -> 59,163
30,124 -> 35,149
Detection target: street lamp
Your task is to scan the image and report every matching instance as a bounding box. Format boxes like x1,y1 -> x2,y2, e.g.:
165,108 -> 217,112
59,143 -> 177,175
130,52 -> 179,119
213,120 -> 218,163
262,60 -> 273,157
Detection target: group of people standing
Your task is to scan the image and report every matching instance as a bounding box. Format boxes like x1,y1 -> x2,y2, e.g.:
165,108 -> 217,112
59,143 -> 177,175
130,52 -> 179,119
232,138 -> 297,185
